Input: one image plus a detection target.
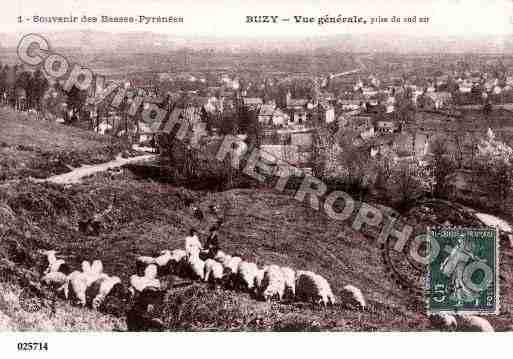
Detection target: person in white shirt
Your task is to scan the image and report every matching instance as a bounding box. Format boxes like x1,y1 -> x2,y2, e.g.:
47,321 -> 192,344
184,229 -> 202,258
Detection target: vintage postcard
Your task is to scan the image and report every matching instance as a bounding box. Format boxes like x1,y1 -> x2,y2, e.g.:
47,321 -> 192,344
1,0 -> 513,348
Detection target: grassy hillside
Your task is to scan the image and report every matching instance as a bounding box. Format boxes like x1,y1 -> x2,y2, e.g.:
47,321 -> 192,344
1,107 -> 512,331
1,169 -> 511,331
0,107 -> 130,181
0,281 -> 125,331
0,172 -> 422,331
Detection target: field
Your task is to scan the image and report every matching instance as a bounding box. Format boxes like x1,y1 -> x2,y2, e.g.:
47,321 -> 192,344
0,107 -> 130,181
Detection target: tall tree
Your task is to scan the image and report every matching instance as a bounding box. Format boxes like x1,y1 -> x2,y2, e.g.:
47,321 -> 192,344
66,85 -> 88,122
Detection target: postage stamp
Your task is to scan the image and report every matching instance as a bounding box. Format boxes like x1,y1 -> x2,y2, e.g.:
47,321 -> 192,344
426,227 -> 499,315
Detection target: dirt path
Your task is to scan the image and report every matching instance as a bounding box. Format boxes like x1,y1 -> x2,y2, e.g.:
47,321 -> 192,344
34,153 -> 156,185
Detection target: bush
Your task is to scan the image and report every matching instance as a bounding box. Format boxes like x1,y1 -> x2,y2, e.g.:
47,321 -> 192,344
273,313 -> 321,332
162,285 -> 257,330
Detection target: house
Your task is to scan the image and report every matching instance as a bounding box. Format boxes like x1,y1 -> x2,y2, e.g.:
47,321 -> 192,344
286,92 -> 309,110
338,99 -> 362,111
484,78 -> 499,91
446,169 -> 486,201
260,144 -> 301,166
258,104 -> 277,125
285,92 -> 310,125
290,109 -> 308,125
362,86 -> 378,97
423,91 -> 453,110
369,135 -> 395,158
289,130 -> 313,151
346,115 -> 375,139
203,96 -> 223,113
319,102 -> 335,124
158,72 -> 172,82
361,126 -> 375,140
376,119 -> 397,134
257,104 -> 291,127
320,91 -> 336,102
158,104 -> 203,138
183,104 -> 202,124
271,108 -> 290,127
459,81 -> 473,93
243,97 -> 263,110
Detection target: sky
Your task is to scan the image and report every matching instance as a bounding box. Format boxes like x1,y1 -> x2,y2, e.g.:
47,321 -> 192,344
2,0 -> 513,38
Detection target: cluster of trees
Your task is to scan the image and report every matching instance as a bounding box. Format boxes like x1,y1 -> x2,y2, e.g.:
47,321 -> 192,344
0,63 -> 49,111
0,61 -> 91,126
310,107 -> 513,216
202,102 -> 262,145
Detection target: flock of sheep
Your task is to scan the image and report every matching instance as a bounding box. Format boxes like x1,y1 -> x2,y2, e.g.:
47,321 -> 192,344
37,232 -> 366,315
37,235 -> 495,331
429,313 -> 495,332
128,231 -> 367,309
133,244 -> 364,308
40,250 -> 126,310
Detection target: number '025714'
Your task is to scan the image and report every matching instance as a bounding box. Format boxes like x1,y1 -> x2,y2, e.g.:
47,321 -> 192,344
17,342 -> 49,351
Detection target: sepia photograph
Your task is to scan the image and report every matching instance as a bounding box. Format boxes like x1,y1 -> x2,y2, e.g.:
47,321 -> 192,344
0,0 -> 513,355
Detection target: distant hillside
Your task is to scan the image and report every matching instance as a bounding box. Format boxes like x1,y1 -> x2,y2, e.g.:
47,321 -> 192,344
1,30 -> 512,53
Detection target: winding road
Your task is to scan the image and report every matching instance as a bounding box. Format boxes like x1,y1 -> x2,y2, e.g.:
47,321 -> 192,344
34,150 -> 156,185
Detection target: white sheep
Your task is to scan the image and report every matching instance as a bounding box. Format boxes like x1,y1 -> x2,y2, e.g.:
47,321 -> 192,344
214,251 -> 230,264
281,266 -> 296,300
154,250 -> 172,267
44,259 -> 66,274
129,263 -> 161,296
81,261 -> 92,273
315,275 -> 337,306
253,268 -> 265,296
144,264 -> 158,280
91,260 -> 104,275
136,255 -> 156,266
220,256 -> 241,288
41,271 -> 68,296
135,255 -> 156,275
429,313 -> 457,331
84,270 -> 108,288
41,250 -> 59,265
459,315 -> 494,332
204,259 -> 224,285
295,271 -> 317,301
170,249 -> 187,263
154,249 -> 185,276
236,261 -> 259,291
185,252 -> 205,281
165,249 -> 187,275
261,265 -> 285,302
92,276 -> 123,310
67,261 -> 109,306
67,271 -> 88,306
224,256 -> 242,274
295,271 -> 335,306
129,275 -> 161,295
41,250 -> 70,275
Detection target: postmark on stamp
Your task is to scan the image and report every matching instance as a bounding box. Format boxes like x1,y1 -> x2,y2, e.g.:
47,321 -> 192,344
426,227 -> 499,315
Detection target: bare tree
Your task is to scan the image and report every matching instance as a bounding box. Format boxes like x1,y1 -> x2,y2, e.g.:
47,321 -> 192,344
428,136 -> 455,198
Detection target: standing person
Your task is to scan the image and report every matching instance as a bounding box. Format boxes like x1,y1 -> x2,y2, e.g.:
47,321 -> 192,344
204,225 -> 221,259
184,228 -> 202,258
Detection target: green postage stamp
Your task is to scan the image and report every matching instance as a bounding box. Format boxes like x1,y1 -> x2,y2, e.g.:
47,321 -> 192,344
426,227 -> 499,315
